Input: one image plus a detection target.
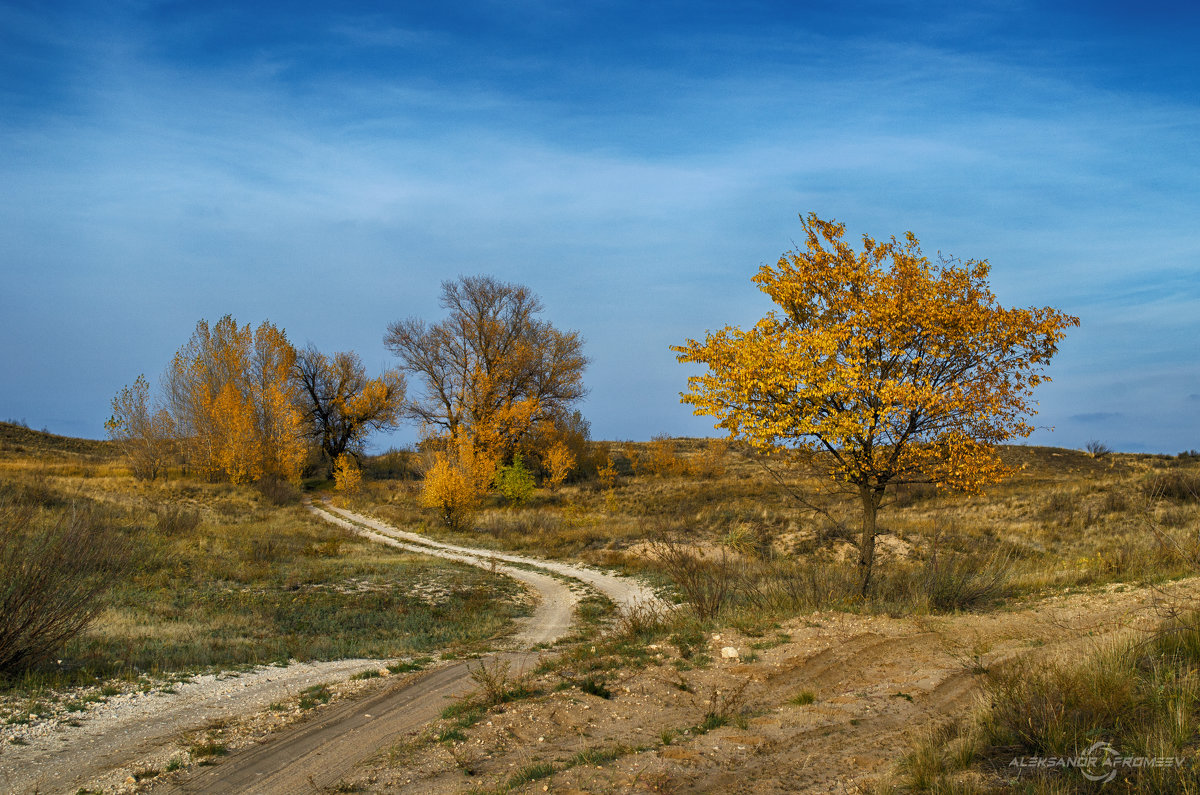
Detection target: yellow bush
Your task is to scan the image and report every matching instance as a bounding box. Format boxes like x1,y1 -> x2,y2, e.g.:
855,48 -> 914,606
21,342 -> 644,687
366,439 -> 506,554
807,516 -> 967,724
333,453 -> 362,494
421,436 -> 493,529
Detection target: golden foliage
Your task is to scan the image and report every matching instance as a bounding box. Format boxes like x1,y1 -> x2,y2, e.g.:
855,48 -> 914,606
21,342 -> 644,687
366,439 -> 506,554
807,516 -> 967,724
543,440 -> 575,491
293,346 -> 404,464
420,434 -> 496,529
163,316 -> 305,483
673,213 -> 1079,591
673,213 -> 1078,494
644,434 -> 684,477
597,455 -> 619,491
333,453 -> 362,494
385,276 -> 587,462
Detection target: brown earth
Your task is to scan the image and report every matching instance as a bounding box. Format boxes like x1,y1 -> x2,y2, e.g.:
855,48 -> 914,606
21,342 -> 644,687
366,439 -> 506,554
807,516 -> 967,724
337,578 -> 1199,794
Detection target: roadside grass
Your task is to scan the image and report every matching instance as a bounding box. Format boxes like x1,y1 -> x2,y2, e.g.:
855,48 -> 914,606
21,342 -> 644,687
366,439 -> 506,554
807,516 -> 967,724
879,610 -> 1200,793
0,425 -> 529,696
353,440 -> 1200,625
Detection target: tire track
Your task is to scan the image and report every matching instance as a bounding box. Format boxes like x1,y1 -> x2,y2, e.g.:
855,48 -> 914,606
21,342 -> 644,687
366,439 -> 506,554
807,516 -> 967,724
148,504 -> 661,794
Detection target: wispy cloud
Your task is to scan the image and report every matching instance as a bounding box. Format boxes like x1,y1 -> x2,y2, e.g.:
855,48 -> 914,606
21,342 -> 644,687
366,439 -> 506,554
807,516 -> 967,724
2,3 -> 1198,449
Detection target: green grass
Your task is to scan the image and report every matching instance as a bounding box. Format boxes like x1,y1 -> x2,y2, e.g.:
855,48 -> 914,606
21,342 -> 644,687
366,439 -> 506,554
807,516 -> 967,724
505,762 -> 556,788
0,469 -> 529,694
298,683 -> 331,710
188,740 -> 228,758
789,690 -> 816,706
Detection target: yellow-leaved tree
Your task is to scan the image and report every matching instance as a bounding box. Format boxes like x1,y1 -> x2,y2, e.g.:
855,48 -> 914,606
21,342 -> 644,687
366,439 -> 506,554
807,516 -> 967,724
542,440 -> 575,491
674,213 -> 1079,594
384,276 -> 587,463
293,346 -> 405,468
163,316 -> 305,483
333,452 -> 362,494
420,433 -> 495,529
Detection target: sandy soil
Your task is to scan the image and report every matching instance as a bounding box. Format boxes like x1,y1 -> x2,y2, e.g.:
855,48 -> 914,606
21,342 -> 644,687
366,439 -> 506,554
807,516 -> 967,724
339,578 -> 1200,794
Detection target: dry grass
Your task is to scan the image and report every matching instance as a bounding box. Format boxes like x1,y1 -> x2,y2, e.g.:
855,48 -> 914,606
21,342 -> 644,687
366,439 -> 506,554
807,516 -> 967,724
0,423 -> 528,693
355,438 -> 1200,625
883,612 -> 1200,792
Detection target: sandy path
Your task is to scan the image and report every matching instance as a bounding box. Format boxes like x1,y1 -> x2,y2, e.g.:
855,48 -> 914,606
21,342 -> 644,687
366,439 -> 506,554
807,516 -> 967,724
2,502 -> 658,795
0,658 -> 396,795
317,502 -> 662,612
141,504 -> 662,794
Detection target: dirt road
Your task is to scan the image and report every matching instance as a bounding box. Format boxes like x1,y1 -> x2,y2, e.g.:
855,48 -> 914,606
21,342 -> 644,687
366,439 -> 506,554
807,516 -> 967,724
343,577 -> 1200,794
2,503 -> 659,795
148,503 -> 663,794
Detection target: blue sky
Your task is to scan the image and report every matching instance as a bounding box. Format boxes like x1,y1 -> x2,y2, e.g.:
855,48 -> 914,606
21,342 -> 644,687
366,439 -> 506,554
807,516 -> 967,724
2,0 -> 1197,452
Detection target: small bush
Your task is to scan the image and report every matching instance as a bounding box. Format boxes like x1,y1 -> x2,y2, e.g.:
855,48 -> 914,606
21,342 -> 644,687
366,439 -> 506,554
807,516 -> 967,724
790,690 -> 816,706
466,658 -> 533,706
0,498 -> 132,675
495,454 -> 535,506
333,453 -> 362,494
579,675 -> 612,699
922,549 -> 1011,612
651,539 -> 737,621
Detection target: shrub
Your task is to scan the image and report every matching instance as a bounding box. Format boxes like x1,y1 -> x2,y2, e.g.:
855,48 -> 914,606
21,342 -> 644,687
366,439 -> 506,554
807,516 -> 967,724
922,549 -> 1012,612
542,440 -> 575,491
0,498 -> 132,675
651,539 -> 738,621
495,454 -> 535,506
421,437 -> 492,530
333,453 -> 362,494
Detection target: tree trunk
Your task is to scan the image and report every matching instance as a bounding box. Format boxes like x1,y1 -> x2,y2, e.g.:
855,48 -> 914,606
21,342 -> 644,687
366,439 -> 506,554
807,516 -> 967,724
858,484 -> 884,597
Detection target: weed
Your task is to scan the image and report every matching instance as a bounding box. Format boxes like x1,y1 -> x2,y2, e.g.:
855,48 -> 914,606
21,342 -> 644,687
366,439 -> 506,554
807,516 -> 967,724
651,538 -> 737,621
789,690 -> 816,706
298,683 -> 331,710
350,669 -> 381,681
189,741 -> 227,758
569,743 -> 631,767
579,675 -> 612,699
505,761 -> 556,789
436,727 -> 468,743
387,657 -> 432,674
467,658 -> 535,707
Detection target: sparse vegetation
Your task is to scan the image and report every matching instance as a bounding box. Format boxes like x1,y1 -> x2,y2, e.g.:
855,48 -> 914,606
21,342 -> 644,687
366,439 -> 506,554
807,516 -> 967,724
885,611 -> 1200,792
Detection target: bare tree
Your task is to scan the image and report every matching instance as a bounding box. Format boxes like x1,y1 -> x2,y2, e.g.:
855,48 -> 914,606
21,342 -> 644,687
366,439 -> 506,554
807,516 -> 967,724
105,374 -> 174,480
293,346 -> 405,464
384,276 -> 587,460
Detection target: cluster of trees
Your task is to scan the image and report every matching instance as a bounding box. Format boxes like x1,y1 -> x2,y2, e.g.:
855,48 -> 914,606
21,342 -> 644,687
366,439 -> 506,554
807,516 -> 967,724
110,214 -> 1079,593
385,276 -> 589,527
107,276 -> 590,504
